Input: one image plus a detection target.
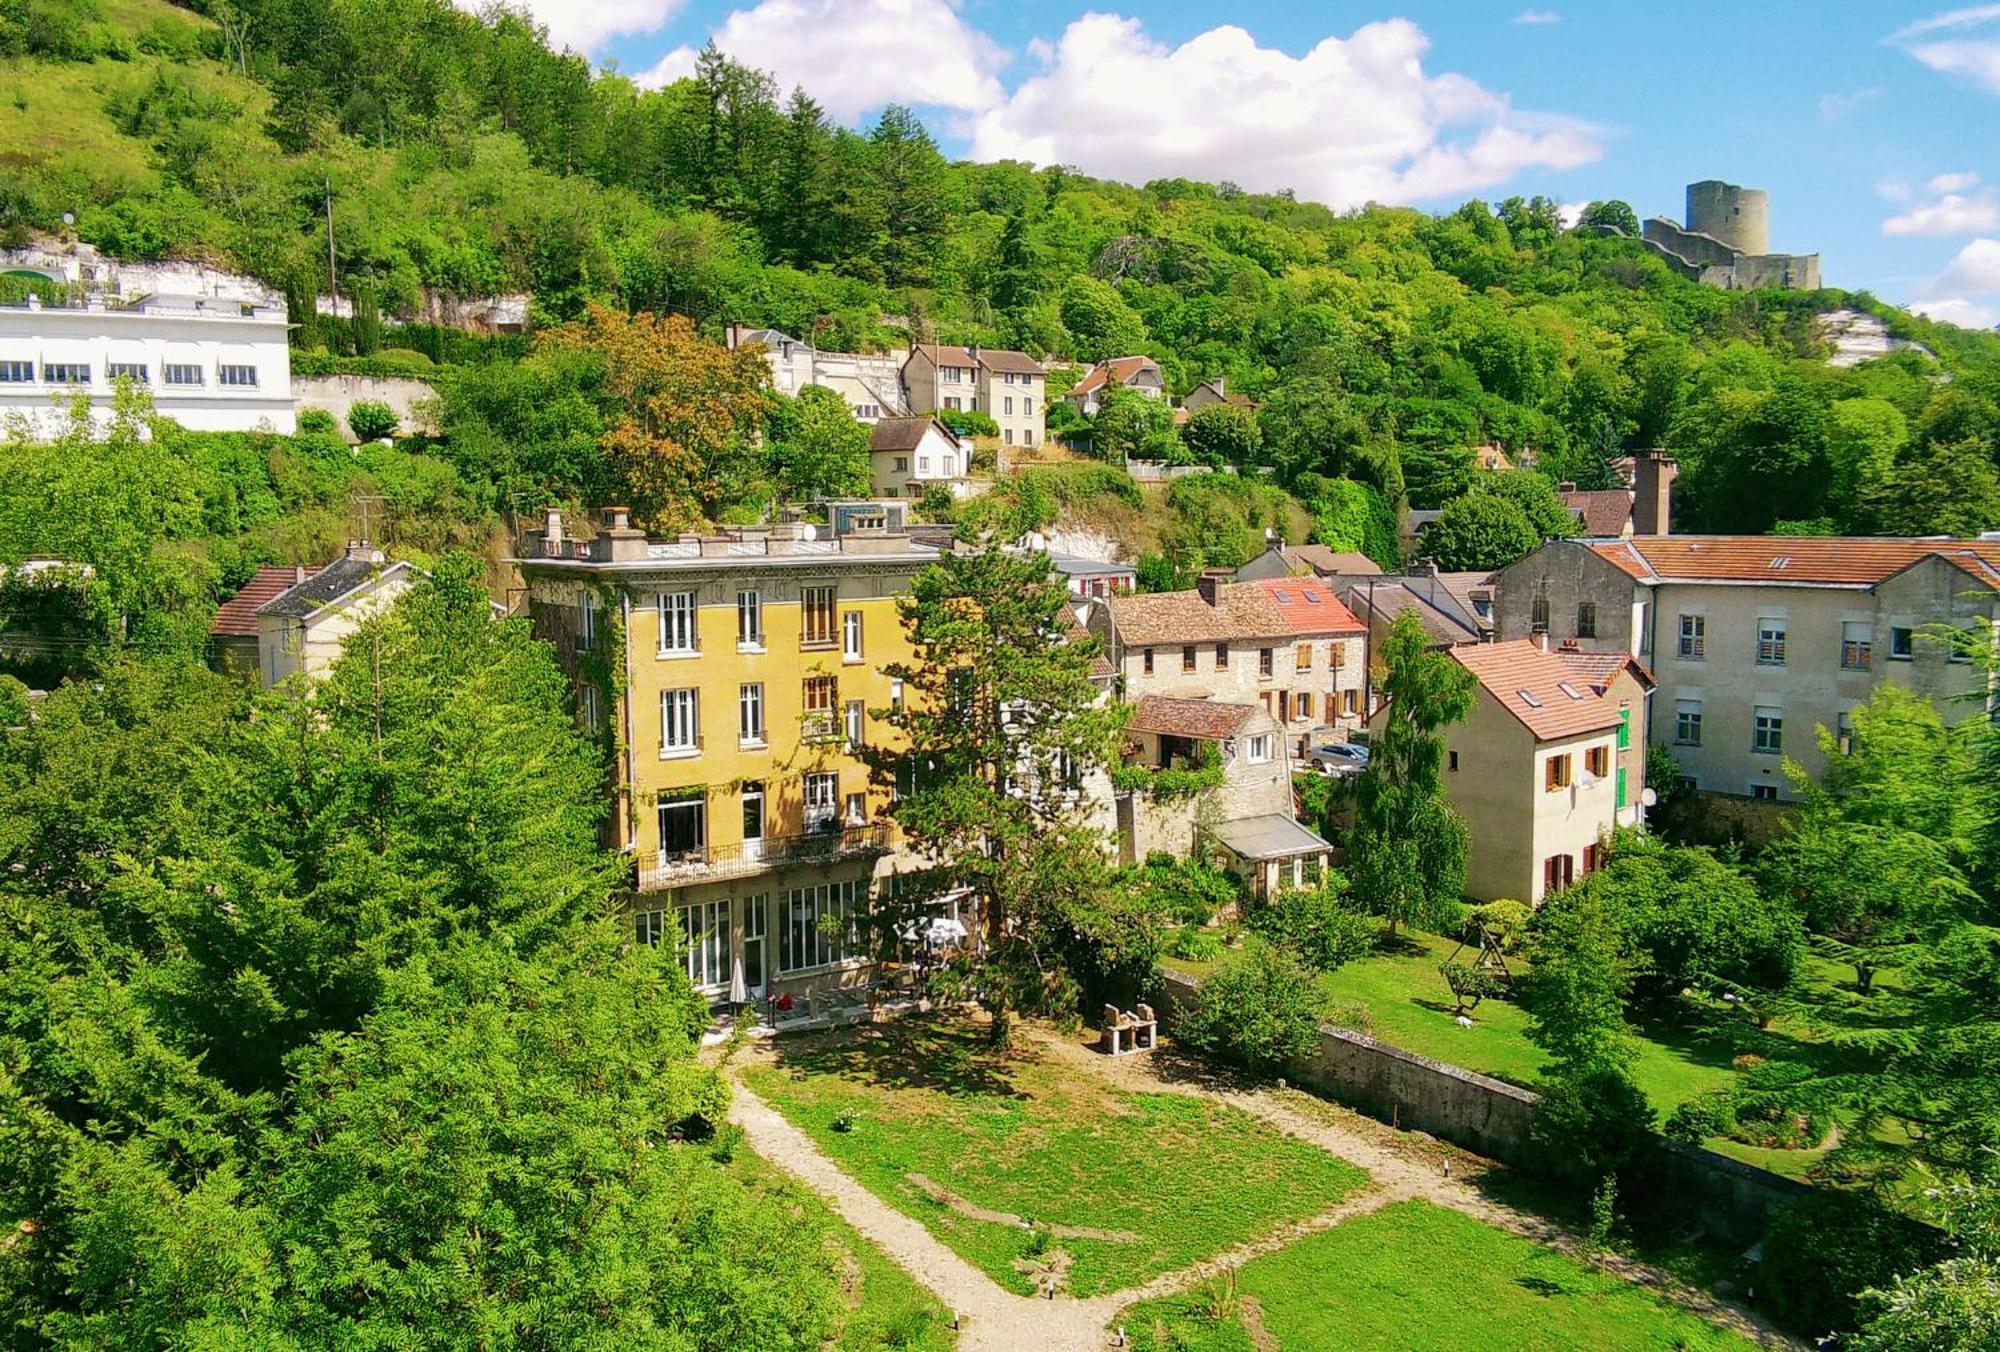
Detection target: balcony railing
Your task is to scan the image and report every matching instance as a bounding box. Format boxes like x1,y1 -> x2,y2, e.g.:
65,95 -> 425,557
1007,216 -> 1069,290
637,823 -> 890,890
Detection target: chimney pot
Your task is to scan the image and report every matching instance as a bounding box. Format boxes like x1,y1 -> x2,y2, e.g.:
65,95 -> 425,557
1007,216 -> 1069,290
293,565 -> 306,584
1195,568 -> 1230,607
1538,631 -> 1551,653
602,506 -> 632,532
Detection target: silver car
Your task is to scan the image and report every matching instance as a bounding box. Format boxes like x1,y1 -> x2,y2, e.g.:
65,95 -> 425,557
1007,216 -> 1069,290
1305,743 -> 1371,776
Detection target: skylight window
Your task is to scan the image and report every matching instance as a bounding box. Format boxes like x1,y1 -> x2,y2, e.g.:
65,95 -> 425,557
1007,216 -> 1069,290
1303,592 -> 1322,605
1769,557 -> 1791,570
1273,589 -> 1291,602
1558,682 -> 1583,700
1517,689 -> 1544,708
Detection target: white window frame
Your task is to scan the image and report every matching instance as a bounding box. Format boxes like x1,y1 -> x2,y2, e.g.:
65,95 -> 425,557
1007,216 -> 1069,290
842,610 -> 863,662
217,364 -> 258,388
680,899 -> 730,991
844,698 -> 865,749
107,361 -> 149,385
657,589 -> 698,656
581,683 -> 601,733
1674,699 -> 1702,746
739,683 -> 765,746
577,592 -> 597,652
0,360 -> 32,383
43,362 -> 89,385
1246,733 -> 1272,764
1753,706 -> 1783,755
1756,617 -> 1787,665
802,585 -> 837,647
737,589 -> 763,649
660,688 -> 701,756
804,772 -> 839,832
163,362 -> 204,387
1677,613 -> 1705,660
635,909 -> 669,947
780,879 -> 861,973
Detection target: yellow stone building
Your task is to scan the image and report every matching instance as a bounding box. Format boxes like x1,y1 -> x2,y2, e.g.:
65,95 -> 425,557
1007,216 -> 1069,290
515,504 -> 949,1008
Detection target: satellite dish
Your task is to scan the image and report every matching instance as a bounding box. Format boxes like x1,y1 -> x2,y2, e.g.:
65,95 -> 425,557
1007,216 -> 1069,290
800,523 -> 818,542
1640,787 -> 1658,807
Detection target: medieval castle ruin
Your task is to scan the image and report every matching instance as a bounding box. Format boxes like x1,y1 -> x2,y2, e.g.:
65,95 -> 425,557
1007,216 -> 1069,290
1639,180 -> 1821,292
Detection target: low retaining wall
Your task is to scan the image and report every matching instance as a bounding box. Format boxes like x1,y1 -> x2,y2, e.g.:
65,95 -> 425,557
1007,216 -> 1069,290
292,374 -> 440,441
1155,970 -> 1807,1241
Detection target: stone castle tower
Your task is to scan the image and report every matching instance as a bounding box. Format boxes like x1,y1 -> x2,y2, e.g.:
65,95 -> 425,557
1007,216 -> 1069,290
1639,180 -> 1817,292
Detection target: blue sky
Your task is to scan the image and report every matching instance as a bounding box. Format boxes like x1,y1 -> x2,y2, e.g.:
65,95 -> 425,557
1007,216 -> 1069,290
492,1 -> 2000,326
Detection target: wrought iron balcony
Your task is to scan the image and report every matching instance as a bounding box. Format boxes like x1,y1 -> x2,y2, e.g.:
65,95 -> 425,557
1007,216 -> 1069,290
637,822 -> 890,890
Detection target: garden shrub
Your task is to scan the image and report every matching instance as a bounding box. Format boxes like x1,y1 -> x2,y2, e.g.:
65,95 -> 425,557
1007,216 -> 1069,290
1129,854 -> 1243,926
1760,1190 -> 1946,1338
1662,1095 -> 1731,1146
1165,926 -> 1224,962
1251,882 -> 1376,973
1531,1065 -> 1657,1185
1175,939 -> 1326,1074
347,400 -> 400,442
296,408 -> 339,435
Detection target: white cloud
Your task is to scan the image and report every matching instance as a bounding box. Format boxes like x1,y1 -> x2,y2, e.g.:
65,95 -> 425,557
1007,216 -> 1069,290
455,0 -> 686,54
1817,86 -> 1881,120
1513,9 -> 1560,24
634,44 -> 699,89
1877,176 -> 1915,203
1909,296 -> 2000,328
1557,200 -> 1589,228
1884,178 -> 2000,236
670,0 -> 1007,119
967,16 -> 1602,209
1889,6 -> 2000,92
1931,237 -> 2000,293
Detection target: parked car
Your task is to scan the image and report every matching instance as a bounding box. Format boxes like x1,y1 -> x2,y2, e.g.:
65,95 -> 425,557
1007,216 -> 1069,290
1305,743 -> 1370,776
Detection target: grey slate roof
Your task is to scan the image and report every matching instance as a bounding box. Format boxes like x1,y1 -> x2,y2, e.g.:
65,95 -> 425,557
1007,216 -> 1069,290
256,556 -> 402,619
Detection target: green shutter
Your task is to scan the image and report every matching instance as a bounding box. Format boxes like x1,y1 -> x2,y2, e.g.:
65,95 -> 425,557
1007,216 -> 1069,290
1616,766 -> 1628,808
1618,707 -> 1631,749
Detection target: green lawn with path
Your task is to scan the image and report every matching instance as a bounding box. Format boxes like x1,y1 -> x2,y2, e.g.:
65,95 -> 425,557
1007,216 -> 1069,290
1169,929 -> 1860,1179
1120,1198 -> 1758,1351
740,1019 -> 1368,1298
724,1149 -> 956,1351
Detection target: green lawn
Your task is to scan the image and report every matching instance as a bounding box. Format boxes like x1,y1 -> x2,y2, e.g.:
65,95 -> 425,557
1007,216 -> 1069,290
1169,930 -> 1855,1179
740,1019 -> 1369,1297
724,1149 -> 956,1351
1120,1199 -> 1757,1351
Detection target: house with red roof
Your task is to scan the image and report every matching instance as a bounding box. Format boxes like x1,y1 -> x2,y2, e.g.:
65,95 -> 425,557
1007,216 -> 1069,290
208,563 -> 320,680
1371,638 -> 1628,903
1494,535 -> 2000,801
1065,355 -> 1165,417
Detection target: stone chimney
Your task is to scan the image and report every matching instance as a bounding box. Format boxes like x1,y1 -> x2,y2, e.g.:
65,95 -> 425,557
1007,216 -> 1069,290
1633,449 -> 1677,535
293,564 -> 306,584
598,505 -> 647,562
543,508 -> 565,548
1196,568 -> 1230,607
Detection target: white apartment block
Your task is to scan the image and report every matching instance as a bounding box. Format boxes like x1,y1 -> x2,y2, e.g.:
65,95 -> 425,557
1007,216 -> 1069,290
726,326 -> 909,423
0,294 -> 296,435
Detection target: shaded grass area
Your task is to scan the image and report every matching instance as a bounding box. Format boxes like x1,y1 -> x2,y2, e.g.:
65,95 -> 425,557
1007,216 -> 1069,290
723,1148 -> 956,1351
1168,930 -> 1872,1179
741,1019 -> 1368,1298
1121,1198 -> 1757,1352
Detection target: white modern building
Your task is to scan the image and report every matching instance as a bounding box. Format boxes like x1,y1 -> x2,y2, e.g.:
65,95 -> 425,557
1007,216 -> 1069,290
0,294 -> 296,435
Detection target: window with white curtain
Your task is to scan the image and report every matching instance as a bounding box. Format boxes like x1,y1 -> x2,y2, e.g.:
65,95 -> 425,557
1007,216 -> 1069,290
661,688 -> 700,753
658,590 -> 697,654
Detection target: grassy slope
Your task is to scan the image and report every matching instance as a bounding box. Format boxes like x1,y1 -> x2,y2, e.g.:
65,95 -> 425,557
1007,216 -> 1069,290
740,1021 -> 1367,1298
1170,930 -> 1847,1179
724,1149 -> 956,1352
1121,1199 -> 1755,1352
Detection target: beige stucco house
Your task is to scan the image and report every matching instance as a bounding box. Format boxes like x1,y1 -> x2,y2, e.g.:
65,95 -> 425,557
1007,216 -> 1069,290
902,344 -> 1045,449
1090,571 -> 1368,756
726,326 -> 908,422
1373,639 -> 1624,904
254,544 -> 421,686
1494,535 -> 2000,802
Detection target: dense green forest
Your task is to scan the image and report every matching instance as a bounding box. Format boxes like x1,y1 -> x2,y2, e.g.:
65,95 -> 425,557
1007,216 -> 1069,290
6,0 -> 2000,561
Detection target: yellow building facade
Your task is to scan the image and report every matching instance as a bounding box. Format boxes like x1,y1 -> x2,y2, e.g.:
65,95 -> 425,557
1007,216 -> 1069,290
516,506 -> 946,1008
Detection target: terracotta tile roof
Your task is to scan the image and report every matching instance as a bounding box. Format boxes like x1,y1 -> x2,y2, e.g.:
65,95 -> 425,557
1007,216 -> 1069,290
211,565 -> 318,636
1243,576 -> 1366,635
911,344 -> 1043,377
1449,640 -> 1622,742
869,416 -> 952,452
1283,544 -> 1382,576
1127,694 -> 1261,741
1551,647 -> 1656,693
1588,535 -> 2000,586
1058,605 -> 1116,679
1071,355 -> 1160,396
1561,489 -> 1633,537
1107,578 -> 1362,644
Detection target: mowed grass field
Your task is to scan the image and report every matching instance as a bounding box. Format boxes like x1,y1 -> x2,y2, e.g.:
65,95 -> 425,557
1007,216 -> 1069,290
740,1020 -> 1368,1297
1119,1199 -> 1759,1352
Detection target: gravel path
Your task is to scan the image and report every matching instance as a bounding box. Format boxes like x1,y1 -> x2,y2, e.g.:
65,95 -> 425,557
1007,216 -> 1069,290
730,1029 -> 1807,1351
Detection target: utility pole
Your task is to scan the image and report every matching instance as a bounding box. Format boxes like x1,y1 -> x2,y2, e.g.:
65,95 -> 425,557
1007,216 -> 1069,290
324,177 -> 339,312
